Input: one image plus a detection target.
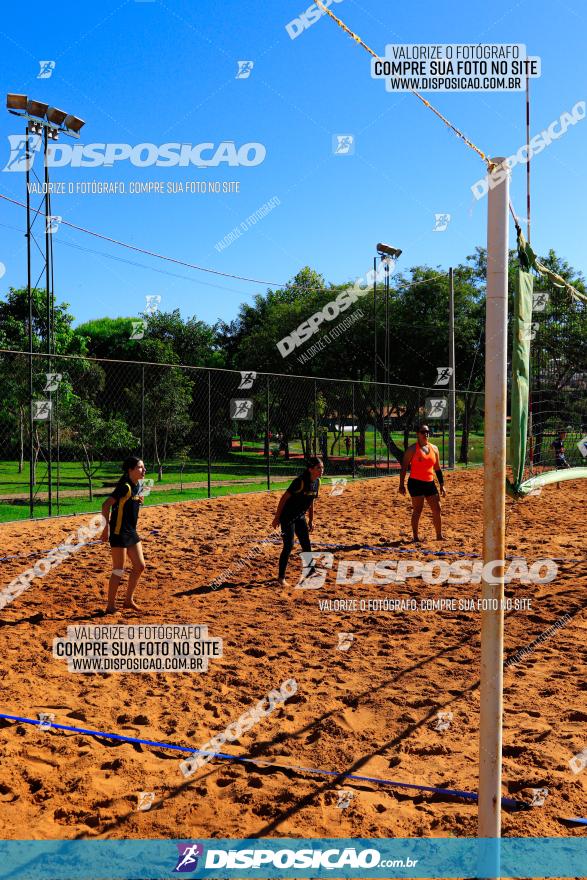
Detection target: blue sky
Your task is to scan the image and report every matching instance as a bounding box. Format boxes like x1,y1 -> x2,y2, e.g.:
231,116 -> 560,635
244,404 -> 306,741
0,0 -> 585,328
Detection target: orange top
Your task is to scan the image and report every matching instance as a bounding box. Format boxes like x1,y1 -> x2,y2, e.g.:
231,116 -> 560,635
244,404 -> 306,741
410,444 -> 437,482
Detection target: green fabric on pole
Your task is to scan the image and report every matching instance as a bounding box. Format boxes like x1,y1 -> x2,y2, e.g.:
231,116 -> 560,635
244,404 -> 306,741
517,229 -> 587,304
509,267 -> 533,491
509,468 -> 587,498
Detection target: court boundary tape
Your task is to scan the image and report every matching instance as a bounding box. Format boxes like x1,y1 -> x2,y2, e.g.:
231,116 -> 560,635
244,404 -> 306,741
0,712 -> 528,810
1,535 -> 582,567
311,542 -> 583,564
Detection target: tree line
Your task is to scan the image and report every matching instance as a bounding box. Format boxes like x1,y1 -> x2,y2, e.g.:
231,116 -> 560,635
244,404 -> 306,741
0,246 -> 584,493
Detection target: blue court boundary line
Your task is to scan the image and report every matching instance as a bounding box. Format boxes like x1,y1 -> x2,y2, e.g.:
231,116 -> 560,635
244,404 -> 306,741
0,712 -> 527,810
312,542 -> 582,563
2,533 -> 582,566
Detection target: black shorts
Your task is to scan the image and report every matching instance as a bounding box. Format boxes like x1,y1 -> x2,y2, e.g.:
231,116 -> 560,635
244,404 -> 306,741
555,458 -> 570,470
109,529 -> 141,549
407,477 -> 438,498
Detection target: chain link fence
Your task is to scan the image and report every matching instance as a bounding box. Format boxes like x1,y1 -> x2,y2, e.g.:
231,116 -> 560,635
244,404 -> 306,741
0,351 -> 485,521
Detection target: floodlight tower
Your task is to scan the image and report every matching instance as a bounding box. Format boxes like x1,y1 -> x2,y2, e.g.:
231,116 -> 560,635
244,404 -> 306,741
372,243 -> 402,473
373,242 -> 402,386
5,94 -> 85,516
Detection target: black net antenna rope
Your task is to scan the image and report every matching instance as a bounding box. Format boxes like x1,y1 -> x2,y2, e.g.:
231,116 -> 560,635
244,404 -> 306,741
0,193 -> 447,293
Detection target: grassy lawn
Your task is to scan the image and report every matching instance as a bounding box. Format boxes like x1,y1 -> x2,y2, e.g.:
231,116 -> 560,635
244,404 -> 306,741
0,429 -> 486,523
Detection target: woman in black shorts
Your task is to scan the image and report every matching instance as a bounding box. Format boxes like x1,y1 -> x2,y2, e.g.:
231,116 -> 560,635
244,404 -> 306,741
100,456 -> 147,614
399,425 -> 446,542
272,456 -> 324,586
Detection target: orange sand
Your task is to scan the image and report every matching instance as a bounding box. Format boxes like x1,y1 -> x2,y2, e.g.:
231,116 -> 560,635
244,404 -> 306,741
0,470 -> 585,841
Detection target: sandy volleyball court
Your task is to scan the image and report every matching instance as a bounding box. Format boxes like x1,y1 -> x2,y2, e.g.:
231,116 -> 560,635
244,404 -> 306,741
0,470 -> 585,841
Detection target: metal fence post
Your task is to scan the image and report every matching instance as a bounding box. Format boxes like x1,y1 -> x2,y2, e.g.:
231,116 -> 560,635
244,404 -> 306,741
47,358 -> 52,516
448,266 -> 456,469
386,381 -> 390,475
373,383 -> 377,477
56,379 -> 60,513
313,379 -> 318,457
141,364 -> 145,459
351,382 -> 356,478
207,370 -> 212,498
266,375 -> 271,491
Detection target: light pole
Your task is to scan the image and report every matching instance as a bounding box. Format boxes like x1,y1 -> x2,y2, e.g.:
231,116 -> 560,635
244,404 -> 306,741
5,94 -> 84,516
448,267 -> 456,469
374,243 -> 402,469
373,243 -> 402,384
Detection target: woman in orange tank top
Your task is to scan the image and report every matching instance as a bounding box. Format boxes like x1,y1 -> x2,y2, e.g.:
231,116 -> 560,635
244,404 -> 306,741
399,424 -> 446,542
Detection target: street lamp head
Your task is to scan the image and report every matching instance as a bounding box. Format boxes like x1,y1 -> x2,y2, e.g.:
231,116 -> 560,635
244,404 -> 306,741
377,242 -> 402,260
6,93 -> 27,112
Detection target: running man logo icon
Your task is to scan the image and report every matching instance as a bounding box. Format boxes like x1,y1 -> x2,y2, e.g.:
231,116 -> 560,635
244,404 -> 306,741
425,398 -> 447,419
46,215 -> 62,234
333,134 -> 355,155
43,373 -> 62,393
432,213 -> 451,232
434,367 -> 453,386
296,552 -> 334,589
434,710 -> 453,732
330,478 -> 347,496
145,294 -> 161,315
137,791 -> 155,811
38,713 -> 55,731
4,133 -> 42,172
532,292 -> 550,312
336,789 -> 354,809
230,398 -> 253,420
174,843 -> 204,873
236,61 -> 254,79
521,321 -> 539,342
337,632 -> 354,652
139,478 -> 155,498
529,787 -> 549,807
238,371 -> 257,390
569,749 -> 587,775
577,437 -> 587,458
33,400 -> 52,420
130,319 -> 147,340
37,60 -> 56,79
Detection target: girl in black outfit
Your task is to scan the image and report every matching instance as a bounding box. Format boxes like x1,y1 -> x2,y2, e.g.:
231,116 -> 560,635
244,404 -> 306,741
100,456 -> 147,614
272,457 -> 324,586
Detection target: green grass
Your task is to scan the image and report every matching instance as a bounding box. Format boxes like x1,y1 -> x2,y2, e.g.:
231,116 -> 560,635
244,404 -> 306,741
0,429 -> 486,523
0,478 -> 296,523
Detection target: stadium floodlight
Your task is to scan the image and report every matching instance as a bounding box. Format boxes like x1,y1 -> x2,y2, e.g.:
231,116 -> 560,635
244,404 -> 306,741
6,93 -> 27,112
46,107 -> 67,125
63,113 -> 85,137
377,242 -> 402,260
6,93 -> 85,139
27,99 -> 49,119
